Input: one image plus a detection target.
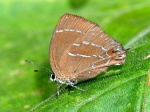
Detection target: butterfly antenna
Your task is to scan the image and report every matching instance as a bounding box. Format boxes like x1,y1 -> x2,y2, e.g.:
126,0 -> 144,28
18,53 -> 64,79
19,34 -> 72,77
25,60 -> 53,74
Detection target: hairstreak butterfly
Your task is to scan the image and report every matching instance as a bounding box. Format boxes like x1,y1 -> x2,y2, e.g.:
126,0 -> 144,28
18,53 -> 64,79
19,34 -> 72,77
48,13 -> 128,95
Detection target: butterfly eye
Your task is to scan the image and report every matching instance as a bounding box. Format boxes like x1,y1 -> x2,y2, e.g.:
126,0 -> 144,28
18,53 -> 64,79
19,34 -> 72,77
50,73 -> 56,82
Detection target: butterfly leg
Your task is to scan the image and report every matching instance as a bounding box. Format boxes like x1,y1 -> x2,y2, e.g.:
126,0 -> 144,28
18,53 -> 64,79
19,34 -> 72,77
70,84 -> 86,92
68,81 -> 86,92
57,83 -> 62,98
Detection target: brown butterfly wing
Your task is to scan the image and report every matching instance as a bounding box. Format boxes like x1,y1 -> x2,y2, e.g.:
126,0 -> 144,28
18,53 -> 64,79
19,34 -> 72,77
50,14 -> 127,81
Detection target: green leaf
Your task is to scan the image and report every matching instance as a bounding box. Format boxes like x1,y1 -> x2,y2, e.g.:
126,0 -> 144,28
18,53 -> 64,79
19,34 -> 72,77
0,0 -> 150,112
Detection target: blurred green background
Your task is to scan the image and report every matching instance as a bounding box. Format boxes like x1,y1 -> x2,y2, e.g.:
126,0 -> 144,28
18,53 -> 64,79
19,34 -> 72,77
0,0 -> 150,111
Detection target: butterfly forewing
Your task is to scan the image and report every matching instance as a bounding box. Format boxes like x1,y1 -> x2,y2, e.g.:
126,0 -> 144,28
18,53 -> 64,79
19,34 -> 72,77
50,14 -> 127,81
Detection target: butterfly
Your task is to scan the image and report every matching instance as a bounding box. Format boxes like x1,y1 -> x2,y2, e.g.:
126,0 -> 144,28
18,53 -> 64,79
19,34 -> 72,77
49,13 -> 128,95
